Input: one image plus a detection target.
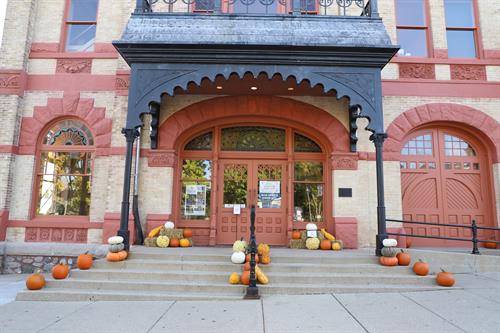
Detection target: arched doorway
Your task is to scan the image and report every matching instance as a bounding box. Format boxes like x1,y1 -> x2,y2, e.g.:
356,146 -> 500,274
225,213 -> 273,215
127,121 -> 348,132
162,96 -> 348,246
179,125 -> 327,246
400,126 -> 495,246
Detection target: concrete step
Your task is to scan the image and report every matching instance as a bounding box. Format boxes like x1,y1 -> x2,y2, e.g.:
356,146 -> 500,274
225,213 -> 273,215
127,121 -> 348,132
69,268 -> 435,286
127,251 -> 378,265
16,289 -> 243,302
93,259 -> 410,274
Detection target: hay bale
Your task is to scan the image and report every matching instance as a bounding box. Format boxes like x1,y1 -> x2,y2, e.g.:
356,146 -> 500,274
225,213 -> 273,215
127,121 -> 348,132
289,239 -> 306,249
144,237 -> 158,247
160,228 -> 184,239
300,231 -> 307,241
317,231 -> 325,241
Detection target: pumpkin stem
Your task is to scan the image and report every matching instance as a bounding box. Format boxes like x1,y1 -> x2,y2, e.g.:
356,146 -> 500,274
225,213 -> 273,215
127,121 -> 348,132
440,268 -> 446,273
400,249 -> 404,253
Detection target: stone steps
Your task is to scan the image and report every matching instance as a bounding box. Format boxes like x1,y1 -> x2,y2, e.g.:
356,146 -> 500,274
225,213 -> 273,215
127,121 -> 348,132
69,268 -> 434,285
16,246 -> 449,301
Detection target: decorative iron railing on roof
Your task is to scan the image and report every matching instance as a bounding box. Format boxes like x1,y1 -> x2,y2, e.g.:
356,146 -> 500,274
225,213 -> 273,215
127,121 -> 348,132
135,0 -> 377,17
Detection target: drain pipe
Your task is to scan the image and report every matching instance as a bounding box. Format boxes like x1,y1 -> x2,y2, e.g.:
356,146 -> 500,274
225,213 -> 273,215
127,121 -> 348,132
132,126 -> 145,245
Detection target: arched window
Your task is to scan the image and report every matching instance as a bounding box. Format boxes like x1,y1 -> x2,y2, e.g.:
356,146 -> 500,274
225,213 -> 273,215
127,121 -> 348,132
36,119 -> 94,216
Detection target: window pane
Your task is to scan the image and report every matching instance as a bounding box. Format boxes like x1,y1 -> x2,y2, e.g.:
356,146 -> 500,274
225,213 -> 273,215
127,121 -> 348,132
66,24 -> 96,52
223,164 -> 248,205
294,162 -> 323,182
445,0 -> 474,27
401,134 -> 433,155
69,0 -> 98,21
182,160 -> 212,180
44,120 -> 94,146
185,132 -> 212,151
447,30 -> 476,58
54,152 -> 87,174
294,183 -> 323,222
294,133 -> 322,152
221,127 -> 285,152
181,181 -> 211,220
397,29 -> 428,57
233,1 -> 278,14
396,0 -> 425,26
38,175 -> 91,216
195,0 -> 214,11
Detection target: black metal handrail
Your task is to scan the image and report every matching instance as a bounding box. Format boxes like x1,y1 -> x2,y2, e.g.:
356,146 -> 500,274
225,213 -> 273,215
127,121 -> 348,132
386,218 -> 500,255
138,0 -> 376,17
244,205 -> 260,299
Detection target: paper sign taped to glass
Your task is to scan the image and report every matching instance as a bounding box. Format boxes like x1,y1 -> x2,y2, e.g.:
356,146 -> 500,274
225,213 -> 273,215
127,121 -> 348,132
184,184 -> 207,216
259,181 -> 280,194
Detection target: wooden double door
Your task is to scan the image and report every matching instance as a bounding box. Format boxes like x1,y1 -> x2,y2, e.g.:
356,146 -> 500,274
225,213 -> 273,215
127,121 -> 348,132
217,159 -> 288,245
401,128 -> 494,246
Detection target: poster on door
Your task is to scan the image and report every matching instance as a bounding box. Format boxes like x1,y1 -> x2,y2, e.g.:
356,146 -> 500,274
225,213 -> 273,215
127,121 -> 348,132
259,181 -> 281,208
184,184 -> 207,216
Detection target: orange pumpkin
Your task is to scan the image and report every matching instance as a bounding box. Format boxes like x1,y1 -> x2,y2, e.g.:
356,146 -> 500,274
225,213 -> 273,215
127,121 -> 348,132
413,259 -> 429,276
52,262 -> 70,279
320,240 -> 331,250
436,269 -> 455,287
246,254 -> 259,264
26,271 -> 45,290
292,231 -> 301,240
406,238 -> 412,248
260,255 -> 271,265
170,238 -> 180,247
179,238 -> 190,247
76,252 -> 93,270
118,250 -> 128,260
379,256 -> 398,266
483,242 -> 497,249
183,228 -> 193,238
244,262 -> 259,271
241,271 -> 250,285
107,252 -> 122,262
396,249 -> 411,266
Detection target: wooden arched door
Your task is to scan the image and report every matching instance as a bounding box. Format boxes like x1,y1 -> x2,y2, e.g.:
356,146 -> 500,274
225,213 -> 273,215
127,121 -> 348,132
400,128 -> 494,246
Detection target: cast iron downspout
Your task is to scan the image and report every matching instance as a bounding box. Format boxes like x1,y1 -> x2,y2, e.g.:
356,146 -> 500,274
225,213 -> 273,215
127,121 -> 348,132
132,127 -> 145,245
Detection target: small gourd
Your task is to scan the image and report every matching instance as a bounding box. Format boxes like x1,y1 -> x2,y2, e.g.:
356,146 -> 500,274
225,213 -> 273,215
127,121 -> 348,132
382,238 -> 398,247
232,238 -> 247,252
148,226 -> 163,238
179,238 -> 190,247
381,246 -> 398,257
108,236 -> 124,245
109,243 -> 125,253
255,266 -> 269,285
164,221 -> 175,229
231,251 -> 245,264
320,228 -> 335,241
156,235 -> 170,248
331,240 -> 343,251
306,237 -> 320,250
257,243 -> 270,256
260,255 -> 271,265
229,272 -> 240,284
241,271 -> 250,285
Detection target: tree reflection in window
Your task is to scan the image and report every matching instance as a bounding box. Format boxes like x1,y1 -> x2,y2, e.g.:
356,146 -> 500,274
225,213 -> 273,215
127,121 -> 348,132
184,132 -> 212,151
294,133 -> 322,152
37,120 -> 94,216
294,162 -> 324,222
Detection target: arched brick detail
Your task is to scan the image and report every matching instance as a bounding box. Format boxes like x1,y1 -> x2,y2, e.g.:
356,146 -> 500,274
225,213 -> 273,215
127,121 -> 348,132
158,95 -> 349,152
385,103 -> 500,162
18,93 -> 112,154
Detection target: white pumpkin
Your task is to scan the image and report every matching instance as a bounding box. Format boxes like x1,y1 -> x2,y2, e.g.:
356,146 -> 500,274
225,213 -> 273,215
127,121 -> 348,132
108,236 -> 124,245
231,251 -> 246,264
306,223 -> 317,231
164,221 -> 175,229
382,238 -> 398,247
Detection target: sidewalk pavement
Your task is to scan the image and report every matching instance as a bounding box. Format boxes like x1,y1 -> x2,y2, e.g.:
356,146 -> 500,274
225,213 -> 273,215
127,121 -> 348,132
0,272 -> 499,333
